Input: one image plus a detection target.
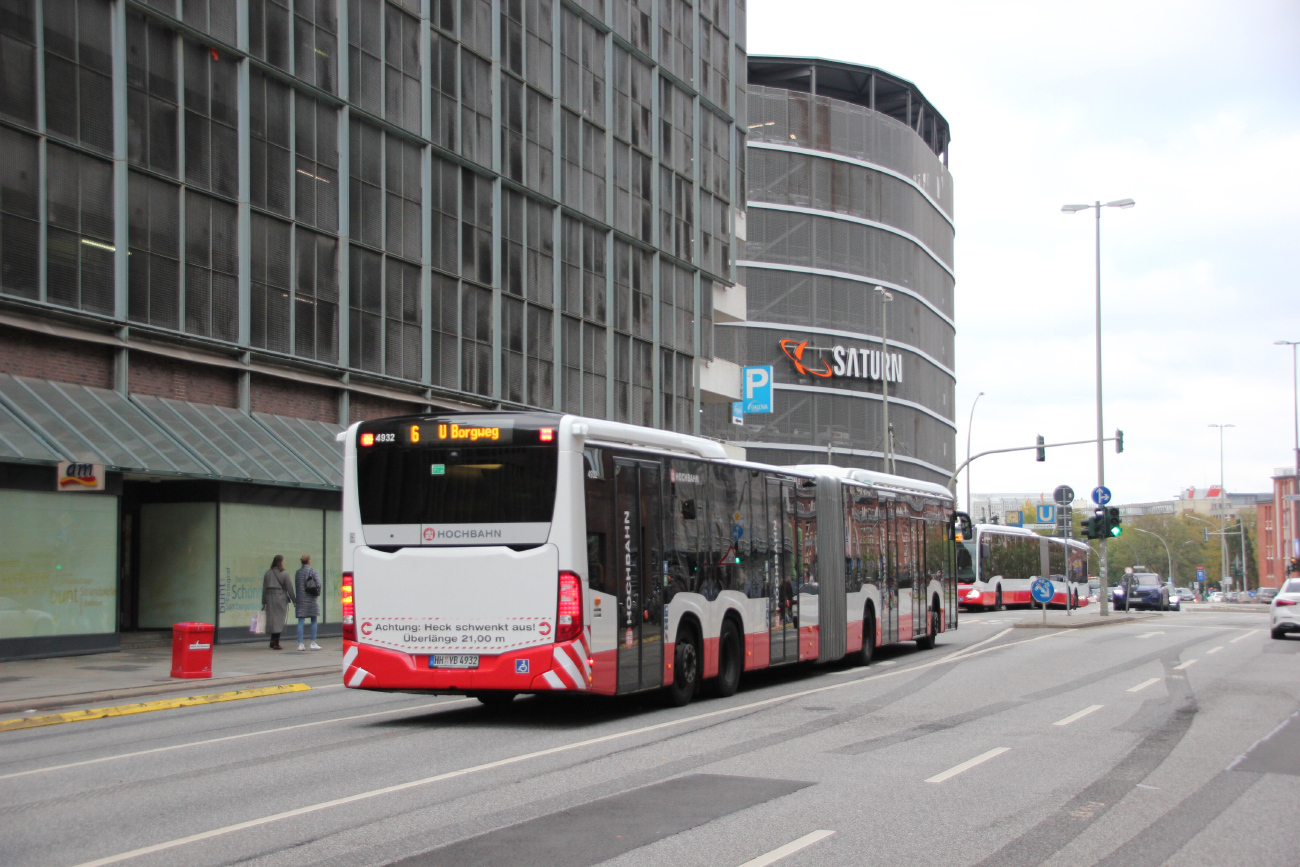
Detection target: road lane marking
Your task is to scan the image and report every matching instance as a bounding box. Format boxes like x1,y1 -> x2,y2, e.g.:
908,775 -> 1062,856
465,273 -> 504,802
1127,678 -> 1161,693
0,699 -> 471,781
67,631 -> 1067,866
1230,629 -> 1260,643
942,628 -> 1013,662
1173,659 -> 1197,670
0,685 -> 311,733
1137,632 -> 1165,639
738,830 -> 835,866
925,747 -> 1010,783
1053,705 -> 1104,726
1206,646 -> 1224,655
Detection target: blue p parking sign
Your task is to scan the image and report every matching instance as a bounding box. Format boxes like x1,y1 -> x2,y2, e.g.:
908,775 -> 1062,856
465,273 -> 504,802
742,366 -> 773,413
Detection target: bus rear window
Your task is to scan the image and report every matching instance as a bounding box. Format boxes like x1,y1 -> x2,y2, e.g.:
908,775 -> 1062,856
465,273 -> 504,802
357,446 -> 558,525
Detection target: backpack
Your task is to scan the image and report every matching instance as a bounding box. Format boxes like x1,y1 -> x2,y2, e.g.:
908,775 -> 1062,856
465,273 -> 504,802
304,571 -> 321,597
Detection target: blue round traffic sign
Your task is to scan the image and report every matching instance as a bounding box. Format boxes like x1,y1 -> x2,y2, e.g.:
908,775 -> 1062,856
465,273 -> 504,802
1091,485 -> 1112,505
1031,577 -> 1055,604
732,524 -> 744,541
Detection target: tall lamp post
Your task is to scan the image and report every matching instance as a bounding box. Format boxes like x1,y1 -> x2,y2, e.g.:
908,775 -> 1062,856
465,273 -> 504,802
1276,339 -> 1300,578
875,286 -> 895,474
1062,197 -> 1136,615
1209,423 -> 1236,590
965,392 -> 985,514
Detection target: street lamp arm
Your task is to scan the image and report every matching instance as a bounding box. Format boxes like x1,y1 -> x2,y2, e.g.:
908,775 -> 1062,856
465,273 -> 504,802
1129,526 -> 1173,581
945,436 -> 1121,493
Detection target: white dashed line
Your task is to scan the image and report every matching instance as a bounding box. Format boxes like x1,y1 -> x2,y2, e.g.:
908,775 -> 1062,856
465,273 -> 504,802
1206,646 -> 1223,655
1053,705 -> 1104,726
1127,677 -> 1161,693
925,747 -> 1010,783
1230,629 -> 1260,644
738,830 -> 836,866
1173,659 -> 1198,671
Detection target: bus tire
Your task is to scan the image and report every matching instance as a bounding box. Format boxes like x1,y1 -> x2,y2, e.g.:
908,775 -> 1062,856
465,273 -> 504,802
915,606 -> 939,650
855,608 -> 876,666
995,588 -> 1005,611
713,619 -> 742,698
475,691 -> 517,707
666,624 -> 701,707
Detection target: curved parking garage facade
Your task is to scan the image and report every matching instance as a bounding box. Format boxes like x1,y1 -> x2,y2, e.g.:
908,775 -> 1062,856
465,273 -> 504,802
704,57 -> 956,486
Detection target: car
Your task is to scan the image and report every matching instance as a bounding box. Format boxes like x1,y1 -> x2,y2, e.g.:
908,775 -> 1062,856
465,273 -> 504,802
1258,587 -> 1279,604
1177,587 -> 1196,602
1167,586 -> 1181,611
1271,579 -> 1300,639
1209,591 -> 1225,603
1114,573 -> 1169,611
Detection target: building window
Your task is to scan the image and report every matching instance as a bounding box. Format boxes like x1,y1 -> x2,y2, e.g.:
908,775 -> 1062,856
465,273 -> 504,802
294,0 -> 337,92
384,3 -> 420,133
384,135 -> 421,262
582,222 -> 605,324
430,30 -> 457,151
294,92 -> 339,233
250,70 -> 292,218
182,0 -> 237,45
347,0 -> 382,115
250,212 -> 292,352
460,0 -> 491,56
659,0 -> 692,85
502,74 -> 525,184
501,0 -> 522,76
582,120 -> 605,222
502,293 -> 524,403
527,303 -> 553,407
582,320 -> 606,418
526,197 -> 553,306
461,168 -> 492,285
430,271 -> 458,388
127,170 -> 181,328
126,13 -> 179,178
461,280 -> 492,396
384,256 -> 421,380
348,244 -> 382,372
430,154 -> 459,274
525,0 -> 552,93
183,41 -> 239,200
502,189 -> 524,298
294,226 -> 338,362
561,314 -> 580,412
0,0 -> 38,127
249,0 -> 291,70
0,127 -> 40,300
525,87 -> 553,198
44,0 -> 113,154
46,143 -> 114,315
348,117 -> 383,249
460,49 -> 492,167
184,190 -> 239,341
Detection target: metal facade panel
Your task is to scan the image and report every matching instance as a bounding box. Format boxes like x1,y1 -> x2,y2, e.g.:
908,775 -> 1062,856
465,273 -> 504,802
253,413 -> 344,487
0,399 -> 65,463
65,384 -> 212,476
0,374 -> 114,465
131,395 -> 251,480
205,405 -> 329,486
815,475 -> 847,662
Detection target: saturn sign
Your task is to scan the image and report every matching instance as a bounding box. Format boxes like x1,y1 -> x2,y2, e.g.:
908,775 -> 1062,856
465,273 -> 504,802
779,339 -> 903,383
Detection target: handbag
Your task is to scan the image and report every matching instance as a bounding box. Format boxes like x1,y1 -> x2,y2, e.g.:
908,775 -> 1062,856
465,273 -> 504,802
305,571 -> 321,597
250,610 -> 266,634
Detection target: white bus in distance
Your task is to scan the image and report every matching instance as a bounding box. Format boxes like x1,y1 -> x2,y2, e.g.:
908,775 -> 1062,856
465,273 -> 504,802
338,412 -> 968,706
957,524 -> 1090,611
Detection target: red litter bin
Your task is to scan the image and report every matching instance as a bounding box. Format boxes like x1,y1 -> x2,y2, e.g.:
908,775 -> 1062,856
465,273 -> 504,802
171,622 -> 215,679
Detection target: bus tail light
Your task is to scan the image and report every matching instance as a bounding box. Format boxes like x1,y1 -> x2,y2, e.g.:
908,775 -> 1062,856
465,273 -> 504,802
556,571 -> 582,643
539,427 -> 554,442
342,571 -> 355,640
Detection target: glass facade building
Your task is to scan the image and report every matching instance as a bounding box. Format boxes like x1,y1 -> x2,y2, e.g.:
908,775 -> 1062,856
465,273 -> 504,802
704,57 -> 956,487
0,0 -> 747,658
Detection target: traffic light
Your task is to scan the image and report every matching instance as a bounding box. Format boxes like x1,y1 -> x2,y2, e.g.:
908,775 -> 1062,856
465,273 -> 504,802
1081,509 -> 1105,539
1106,506 -> 1123,537
1115,429 -> 1124,454
1036,435 -> 1045,462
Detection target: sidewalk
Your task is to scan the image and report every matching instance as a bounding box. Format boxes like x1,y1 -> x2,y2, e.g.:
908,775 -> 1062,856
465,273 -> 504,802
0,637 -> 341,716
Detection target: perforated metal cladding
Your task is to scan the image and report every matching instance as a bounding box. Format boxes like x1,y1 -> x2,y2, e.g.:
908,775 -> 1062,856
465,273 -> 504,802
45,0 -> 113,155
613,331 -> 631,422
582,320 -> 607,419
182,0 -> 236,44
428,271 -> 459,389
815,475 -> 846,662
250,70 -> 292,217
294,226 -> 338,362
631,338 -> 653,426
126,12 -> 179,177
128,171 -> 181,329
430,155 -> 459,275
348,244 -> 382,372
1,0 -> 37,127
294,0 -> 337,92
46,143 -> 114,315
384,3 -> 420,132
0,128 -> 40,300
526,304 -> 554,408
347,0 -> 382,115
250,213 -> 292,353
183,191 -> 238,341
249,0 -> 290,70
502,294 -> 525,403
525,86 -> 553,198
460,49 -> 492,167
348,118 -> 382,249
561,315 -> 581,414
294,91 -> 339,234
461,168 -> 492,284
183,40 -> 238,200
460,281 -> 492,396
383,256 -> 421,380
525,0 -> 552,93
502,74 -> 525,183
384,136 -> 421,261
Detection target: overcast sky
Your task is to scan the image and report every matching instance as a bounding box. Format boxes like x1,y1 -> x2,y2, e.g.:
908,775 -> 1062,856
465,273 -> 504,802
748,0 -> 1300,505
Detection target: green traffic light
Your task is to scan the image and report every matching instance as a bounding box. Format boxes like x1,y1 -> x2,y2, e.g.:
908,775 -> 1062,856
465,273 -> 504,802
1110,525 -> 1122,537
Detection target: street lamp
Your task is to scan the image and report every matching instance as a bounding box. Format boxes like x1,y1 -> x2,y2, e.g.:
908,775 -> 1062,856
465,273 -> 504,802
1129,526 -> 1173,584
965,392 -> 985,514
1208,423 -> 1236,590
1062,197 -> 1136,615
1275,339 -> 1299,578
875,286 -> 895,475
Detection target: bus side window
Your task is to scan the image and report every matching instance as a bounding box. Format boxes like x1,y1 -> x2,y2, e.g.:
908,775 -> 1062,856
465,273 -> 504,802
587,533 -> 609,594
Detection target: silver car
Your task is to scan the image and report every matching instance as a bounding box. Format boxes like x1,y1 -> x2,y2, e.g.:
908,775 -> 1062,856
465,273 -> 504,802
1272,579 -> 1300,640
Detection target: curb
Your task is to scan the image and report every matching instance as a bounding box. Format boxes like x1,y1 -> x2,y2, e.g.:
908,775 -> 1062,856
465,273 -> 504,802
1014,613 -> 1163,630
0,666 -> 339,716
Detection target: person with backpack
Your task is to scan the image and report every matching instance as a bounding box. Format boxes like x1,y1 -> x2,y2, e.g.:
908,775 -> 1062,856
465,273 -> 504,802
294,554 -> 323,651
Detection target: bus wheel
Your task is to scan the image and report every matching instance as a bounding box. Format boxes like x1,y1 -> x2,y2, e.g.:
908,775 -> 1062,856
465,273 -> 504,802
475,691 -> 517,707
995,588 -> 1005,611
855,610 -> 876,666
667,625 -> 700,707
915,606 -> 939,650
713,620 -> 742,698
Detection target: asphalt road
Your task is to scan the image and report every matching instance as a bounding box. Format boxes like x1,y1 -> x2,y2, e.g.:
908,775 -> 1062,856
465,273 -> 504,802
2,610 -> 1297,867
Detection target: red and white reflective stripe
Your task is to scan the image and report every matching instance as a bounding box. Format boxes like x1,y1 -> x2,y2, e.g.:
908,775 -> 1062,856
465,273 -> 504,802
342,645 -> 371,688
540,640 -> 591,690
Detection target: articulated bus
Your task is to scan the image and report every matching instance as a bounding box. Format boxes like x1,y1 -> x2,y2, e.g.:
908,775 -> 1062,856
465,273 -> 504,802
957,524 -> 1091,611
338,412 -> 965,706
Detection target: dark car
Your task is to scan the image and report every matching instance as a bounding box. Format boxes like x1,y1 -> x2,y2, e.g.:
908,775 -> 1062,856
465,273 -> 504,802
1114,573 -> 1169,611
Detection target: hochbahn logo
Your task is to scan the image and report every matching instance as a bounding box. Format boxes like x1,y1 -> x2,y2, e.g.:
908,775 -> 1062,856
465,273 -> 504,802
778,339 -> 904,383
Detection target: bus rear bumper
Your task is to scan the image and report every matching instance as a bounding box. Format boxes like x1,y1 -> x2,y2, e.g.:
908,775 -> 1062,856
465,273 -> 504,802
341,637 -> 596,693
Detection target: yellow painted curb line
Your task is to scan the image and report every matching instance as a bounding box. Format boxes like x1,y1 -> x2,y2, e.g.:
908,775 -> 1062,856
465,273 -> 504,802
0,683 -> 312,733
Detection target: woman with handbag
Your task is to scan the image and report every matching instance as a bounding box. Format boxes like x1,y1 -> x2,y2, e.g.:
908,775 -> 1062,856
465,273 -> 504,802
294,554 -> 323,651
261,554 -> 296,650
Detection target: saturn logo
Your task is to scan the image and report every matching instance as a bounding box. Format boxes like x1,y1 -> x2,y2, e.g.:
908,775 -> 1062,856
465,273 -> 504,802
779,339 -> 833,378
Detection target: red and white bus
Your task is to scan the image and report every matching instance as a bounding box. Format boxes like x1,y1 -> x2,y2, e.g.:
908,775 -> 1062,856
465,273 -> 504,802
338,412 -> 964,706
957,524 -> 1090,611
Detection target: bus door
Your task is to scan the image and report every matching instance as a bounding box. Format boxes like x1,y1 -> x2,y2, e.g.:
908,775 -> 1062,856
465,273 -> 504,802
613,458 -> 664,693
880,497 -> 899,644
769,478 -> 799,665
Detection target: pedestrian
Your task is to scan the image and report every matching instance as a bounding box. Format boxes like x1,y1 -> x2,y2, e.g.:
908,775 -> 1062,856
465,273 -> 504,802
261,554 -> 295,650
294,554 -> 323,651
